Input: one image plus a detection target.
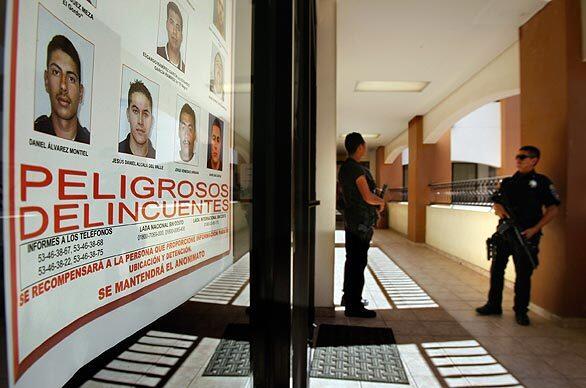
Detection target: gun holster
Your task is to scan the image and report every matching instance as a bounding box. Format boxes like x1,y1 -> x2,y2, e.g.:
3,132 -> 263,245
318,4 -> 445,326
486,233 -> 500,261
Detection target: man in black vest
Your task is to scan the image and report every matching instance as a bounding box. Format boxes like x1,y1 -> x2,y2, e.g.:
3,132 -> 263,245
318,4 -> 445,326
338,133 -> 385,318
476,146 -> 560,325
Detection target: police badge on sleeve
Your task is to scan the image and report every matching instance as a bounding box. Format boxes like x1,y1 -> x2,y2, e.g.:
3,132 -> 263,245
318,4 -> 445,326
549,184 -> 560,201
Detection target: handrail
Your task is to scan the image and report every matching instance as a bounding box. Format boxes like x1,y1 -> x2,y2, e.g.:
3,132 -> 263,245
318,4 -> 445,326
428,176 -> 508,207
388,187 -> 408,202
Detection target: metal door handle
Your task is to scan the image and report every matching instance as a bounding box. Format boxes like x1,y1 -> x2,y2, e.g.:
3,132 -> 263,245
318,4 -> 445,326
308,200 -> 320,208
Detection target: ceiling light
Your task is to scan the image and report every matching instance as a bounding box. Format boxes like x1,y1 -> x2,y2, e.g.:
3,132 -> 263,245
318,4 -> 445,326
339,133 -> 380,139
355,81 -> 429,92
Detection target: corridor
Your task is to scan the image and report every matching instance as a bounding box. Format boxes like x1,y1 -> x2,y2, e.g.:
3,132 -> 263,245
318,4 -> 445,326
315,229 -> 586,387
74,229 -> 586,387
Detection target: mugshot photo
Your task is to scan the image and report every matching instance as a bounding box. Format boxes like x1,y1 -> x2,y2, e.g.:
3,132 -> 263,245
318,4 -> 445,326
207,114 -> 224,171
209,45 -> 225,101
174,95 -> 200,165
157,0 -> 188,73
118,66 -> 159,159
34,5 -> 94,145
212,0 -> 226,40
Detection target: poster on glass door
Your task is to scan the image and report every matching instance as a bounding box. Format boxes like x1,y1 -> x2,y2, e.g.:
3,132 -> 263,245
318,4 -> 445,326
2,0 -> 234,386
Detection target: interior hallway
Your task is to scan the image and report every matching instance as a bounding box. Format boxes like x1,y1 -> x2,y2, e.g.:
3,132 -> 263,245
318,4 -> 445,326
313,229 -> 586,387
72,229 -> 586,387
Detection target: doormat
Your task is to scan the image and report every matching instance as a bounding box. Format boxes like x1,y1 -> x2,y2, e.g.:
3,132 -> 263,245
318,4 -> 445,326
310,324 -> 409,384
202,324 -> 251,377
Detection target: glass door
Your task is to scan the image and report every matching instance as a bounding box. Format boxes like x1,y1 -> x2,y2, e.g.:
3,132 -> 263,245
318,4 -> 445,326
292,0 -> 318,386
249,0 -> 317,386
249,0 -> 293,387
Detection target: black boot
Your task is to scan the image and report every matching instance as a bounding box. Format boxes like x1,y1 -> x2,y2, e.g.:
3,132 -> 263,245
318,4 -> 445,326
515,312 -> 530,326
475,304 -> 503,316
340,295 -> 368,307
345,305 -> 376,318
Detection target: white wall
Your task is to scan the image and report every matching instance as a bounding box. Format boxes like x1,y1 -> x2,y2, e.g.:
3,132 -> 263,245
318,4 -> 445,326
424,42 -> 520,144
315,0 -> 337,307
426,205 -> 515,282
401,148 -> 409,166
384,42 -> 519,163
388,202 -> 408,236
384,130 -> 408,164
451,102 -> 501,167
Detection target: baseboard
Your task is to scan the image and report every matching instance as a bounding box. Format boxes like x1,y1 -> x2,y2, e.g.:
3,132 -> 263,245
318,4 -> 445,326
529,305 -> 586,328
387,227 -> 408,238
423,244 -> 586,325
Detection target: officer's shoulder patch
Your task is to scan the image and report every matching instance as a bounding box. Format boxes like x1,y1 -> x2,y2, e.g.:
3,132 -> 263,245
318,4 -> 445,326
549,184 -> 560,201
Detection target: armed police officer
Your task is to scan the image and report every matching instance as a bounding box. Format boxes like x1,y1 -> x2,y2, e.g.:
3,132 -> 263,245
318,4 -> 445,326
476,146 -> 560,326
338,133 -> 385,318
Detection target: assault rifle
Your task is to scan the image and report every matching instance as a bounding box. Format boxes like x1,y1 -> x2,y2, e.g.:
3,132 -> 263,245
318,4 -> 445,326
491,191 -> 538,269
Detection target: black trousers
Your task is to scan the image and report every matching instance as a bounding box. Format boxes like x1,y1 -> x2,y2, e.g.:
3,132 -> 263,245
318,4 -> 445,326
487,235 -> 540,314
343,229 -> 372,307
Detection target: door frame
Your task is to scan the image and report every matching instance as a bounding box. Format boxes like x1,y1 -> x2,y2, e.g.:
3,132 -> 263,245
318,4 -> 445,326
250,0 -> 294,386
292,0 -> 318,386
250,0 -> 317,386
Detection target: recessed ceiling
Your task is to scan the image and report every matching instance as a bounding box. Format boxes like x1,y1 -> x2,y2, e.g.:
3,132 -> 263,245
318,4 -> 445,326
336,0 -> 549,151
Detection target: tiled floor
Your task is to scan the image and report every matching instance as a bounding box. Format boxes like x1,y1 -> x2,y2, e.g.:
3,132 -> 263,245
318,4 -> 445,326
316,229 -> 586,387
365,229 -> 586,388
190,254 -> 250,305
75,229 -> 586,387
77,257 -> 251,388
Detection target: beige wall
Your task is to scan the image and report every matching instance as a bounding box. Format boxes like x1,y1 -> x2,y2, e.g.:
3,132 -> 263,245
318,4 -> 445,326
426,206 -> 516,282
388,202 -> 408,236
315,0 -> 337,307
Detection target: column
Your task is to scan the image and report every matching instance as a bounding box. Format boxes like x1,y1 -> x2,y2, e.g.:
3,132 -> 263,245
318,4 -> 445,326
314,0 -> 337,307
499,95 -> 521,176
520,0 -> 586,317
407,116 -> 427,242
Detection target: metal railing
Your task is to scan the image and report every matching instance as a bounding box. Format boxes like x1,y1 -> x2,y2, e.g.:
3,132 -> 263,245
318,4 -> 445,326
429,176 -> 506,206
388,187 -> 408,202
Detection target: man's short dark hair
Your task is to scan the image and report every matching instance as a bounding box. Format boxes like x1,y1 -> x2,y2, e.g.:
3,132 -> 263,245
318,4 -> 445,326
212,117 -> 222,132
520,145 -> 540,159
208,117 -> 223,160
47,35 -> 81,82
180,103 -> 196,130
344,132 -> 365,155
167,1 -> 183,29
127,80 -> 153,109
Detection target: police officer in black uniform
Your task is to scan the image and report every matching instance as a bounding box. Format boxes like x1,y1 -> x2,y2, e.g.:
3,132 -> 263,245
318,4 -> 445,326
476,146 -> 560,326
338,133 -> 385,318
